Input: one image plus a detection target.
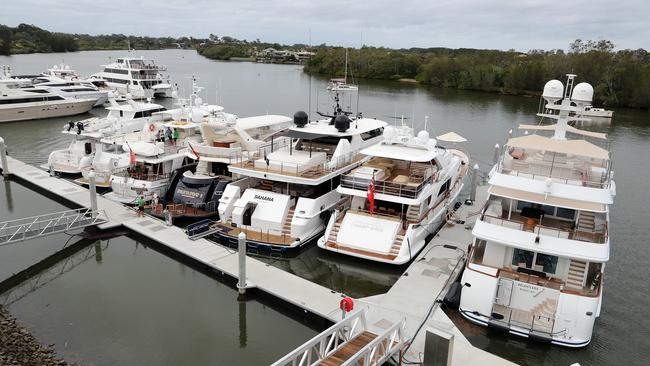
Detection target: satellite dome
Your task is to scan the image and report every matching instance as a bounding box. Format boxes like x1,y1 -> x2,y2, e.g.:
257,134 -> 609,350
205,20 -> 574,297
334,115 -> 351,133
383,126 -> 396,140
571,82 -> 594,103
542,80 -> 564,103
416,130 -> 430,144
293,111 -> 308,128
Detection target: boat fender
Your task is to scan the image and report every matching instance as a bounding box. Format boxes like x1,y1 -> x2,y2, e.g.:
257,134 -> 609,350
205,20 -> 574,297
149,123 -> 156,132
443,282 -> 462,309
340,297 -> 354,313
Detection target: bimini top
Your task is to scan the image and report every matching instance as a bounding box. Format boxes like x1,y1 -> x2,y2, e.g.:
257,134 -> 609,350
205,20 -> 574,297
506,134 -> 609,160
360,127 -> 440,162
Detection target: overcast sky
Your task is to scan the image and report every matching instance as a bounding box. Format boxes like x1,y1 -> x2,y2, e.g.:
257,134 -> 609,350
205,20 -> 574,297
2,0 -> 648,51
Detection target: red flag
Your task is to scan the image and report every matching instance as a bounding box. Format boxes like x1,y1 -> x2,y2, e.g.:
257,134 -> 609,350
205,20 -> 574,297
126,142 -> 136,166
189,142 -> 200,161
367,173 -> 375,215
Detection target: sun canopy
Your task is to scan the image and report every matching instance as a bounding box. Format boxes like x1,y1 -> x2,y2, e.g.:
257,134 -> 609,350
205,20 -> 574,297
489,186 -> 606,212
507,134 -> 609,160
519,124 -> 607,140
436,131 -> 467,143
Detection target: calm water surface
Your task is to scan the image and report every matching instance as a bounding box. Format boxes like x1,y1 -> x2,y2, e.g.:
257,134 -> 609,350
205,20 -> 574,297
1,49 -> 650,365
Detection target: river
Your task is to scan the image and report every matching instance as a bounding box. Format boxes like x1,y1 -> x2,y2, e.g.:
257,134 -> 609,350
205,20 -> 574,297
1,49 -> 649,365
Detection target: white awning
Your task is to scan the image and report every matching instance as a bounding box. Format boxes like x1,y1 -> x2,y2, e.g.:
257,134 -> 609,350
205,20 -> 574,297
436,131 -> 467,143
489,185 -> 606,212
506,134 -> 609,160
518,124 -> 607,139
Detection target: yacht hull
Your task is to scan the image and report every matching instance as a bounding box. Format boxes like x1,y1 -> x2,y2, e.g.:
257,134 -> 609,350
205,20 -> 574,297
0,99 -> 96,123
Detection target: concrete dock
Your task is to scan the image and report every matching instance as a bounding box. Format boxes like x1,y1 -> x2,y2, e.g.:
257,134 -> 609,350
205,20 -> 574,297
1,155 -> 515,365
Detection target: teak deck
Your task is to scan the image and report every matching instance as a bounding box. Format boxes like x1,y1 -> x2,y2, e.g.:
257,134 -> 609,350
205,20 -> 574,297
320,331 -> 377,366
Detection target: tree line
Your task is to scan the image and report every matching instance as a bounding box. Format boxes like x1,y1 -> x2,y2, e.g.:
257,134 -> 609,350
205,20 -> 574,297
0,24 -> 199,55
305,40 -> 650,109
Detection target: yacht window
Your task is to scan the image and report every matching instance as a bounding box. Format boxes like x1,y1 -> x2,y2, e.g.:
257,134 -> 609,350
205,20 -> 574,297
516,201 -> 534,211
437,178 -> 451,197
511,248 -> 534,268
360,127 -> 384,141
133,81 -> 138,85
24,89 -> 50,94
556,207 -> 576,220
535,253 -> 558,274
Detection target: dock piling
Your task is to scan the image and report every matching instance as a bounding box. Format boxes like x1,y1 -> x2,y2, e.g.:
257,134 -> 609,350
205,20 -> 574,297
470,163 -> 479,202
493,143 -> 500,165
88,171 -> 98,218
237,232 -> 247,295
0,137 -> 8,176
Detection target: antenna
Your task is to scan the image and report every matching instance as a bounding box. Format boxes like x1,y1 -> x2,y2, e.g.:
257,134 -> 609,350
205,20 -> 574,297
424,115 -> 429,131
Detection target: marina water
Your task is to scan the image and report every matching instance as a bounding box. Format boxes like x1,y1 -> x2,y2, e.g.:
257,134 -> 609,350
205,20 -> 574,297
1,49 -> 649,365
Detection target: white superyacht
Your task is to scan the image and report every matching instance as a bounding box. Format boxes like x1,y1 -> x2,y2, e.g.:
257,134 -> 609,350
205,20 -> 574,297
318,123 -> 469,264
459,75 -> 615,347
214,110 -> 387,252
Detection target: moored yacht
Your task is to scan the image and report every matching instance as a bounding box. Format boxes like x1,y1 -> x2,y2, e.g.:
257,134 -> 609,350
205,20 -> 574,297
102,119 -> 203,203
0,83 -> 96,123
47,98 -> 166,175
317,123 -> 469,264
91,57 -> 173,99
459,75 -> 615,347
152,114 -> 293,220
214,112 -> 387,251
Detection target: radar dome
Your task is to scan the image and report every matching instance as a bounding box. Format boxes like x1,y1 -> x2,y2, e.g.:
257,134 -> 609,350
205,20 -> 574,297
383,126 -> 396,140
571,82 -> 593,103
416,130 -> 430,144
334,115 -> 351,133
293,111 -> 308,128
542,79 -> 564,103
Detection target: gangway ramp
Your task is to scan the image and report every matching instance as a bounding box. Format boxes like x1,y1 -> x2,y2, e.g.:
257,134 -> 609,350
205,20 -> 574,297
0,208 -> 109,245
272,309 -> 405,366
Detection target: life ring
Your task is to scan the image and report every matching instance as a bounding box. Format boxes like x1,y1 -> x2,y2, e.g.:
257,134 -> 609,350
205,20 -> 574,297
339,297 -> 354,313
148,123 -> 156,132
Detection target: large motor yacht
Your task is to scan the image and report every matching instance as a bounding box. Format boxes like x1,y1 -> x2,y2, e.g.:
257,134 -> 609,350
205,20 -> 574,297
214,111 -> 387,252
152,114 -> 293,220
459,75 -> 615,347
317,124 -> 469,264
103,120 -> 202,203
0,83 -> 96,123
47,98 -> 166,175
91,57 -> 173,100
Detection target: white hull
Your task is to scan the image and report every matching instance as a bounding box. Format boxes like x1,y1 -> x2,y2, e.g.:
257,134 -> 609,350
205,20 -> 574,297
106,175 -> 169,203
0,99 -> 96,123
578,109 -> 613,118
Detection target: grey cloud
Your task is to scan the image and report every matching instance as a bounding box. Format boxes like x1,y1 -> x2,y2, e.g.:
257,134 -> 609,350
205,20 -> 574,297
1,0 -> 648,51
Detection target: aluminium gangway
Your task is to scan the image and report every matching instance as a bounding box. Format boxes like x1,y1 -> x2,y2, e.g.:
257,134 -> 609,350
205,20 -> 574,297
272,308 -> 405,366
0,208 -> 109,246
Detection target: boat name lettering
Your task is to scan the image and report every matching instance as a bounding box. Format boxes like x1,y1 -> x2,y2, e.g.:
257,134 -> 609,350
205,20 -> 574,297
254,194 -> 274,202
177,188 -> 202,199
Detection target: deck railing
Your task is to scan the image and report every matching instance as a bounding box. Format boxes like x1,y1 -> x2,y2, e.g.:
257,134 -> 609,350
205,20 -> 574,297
340,175 -> 427,199
480,214 -> 608,244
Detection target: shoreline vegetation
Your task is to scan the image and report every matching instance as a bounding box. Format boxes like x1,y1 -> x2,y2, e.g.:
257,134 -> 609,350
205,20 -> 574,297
303,41 -> 650,109
1,24 -> 648,109
0,23 -> 199,55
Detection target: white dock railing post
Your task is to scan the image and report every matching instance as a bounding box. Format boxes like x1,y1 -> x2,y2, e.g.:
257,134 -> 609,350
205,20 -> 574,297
470,163 -> 479,203
238,232 -> 247,295
0,137 -> 8,176
493,144 -> 500,166
88,171 -> 98,218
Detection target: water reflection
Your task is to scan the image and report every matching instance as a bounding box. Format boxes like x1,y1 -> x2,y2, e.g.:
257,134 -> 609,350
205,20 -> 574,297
3,178 -> 13,213
238,299 -> 247,348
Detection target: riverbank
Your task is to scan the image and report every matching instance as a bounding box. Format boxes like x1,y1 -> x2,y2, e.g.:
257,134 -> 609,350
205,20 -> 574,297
0,306 -> 74,366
